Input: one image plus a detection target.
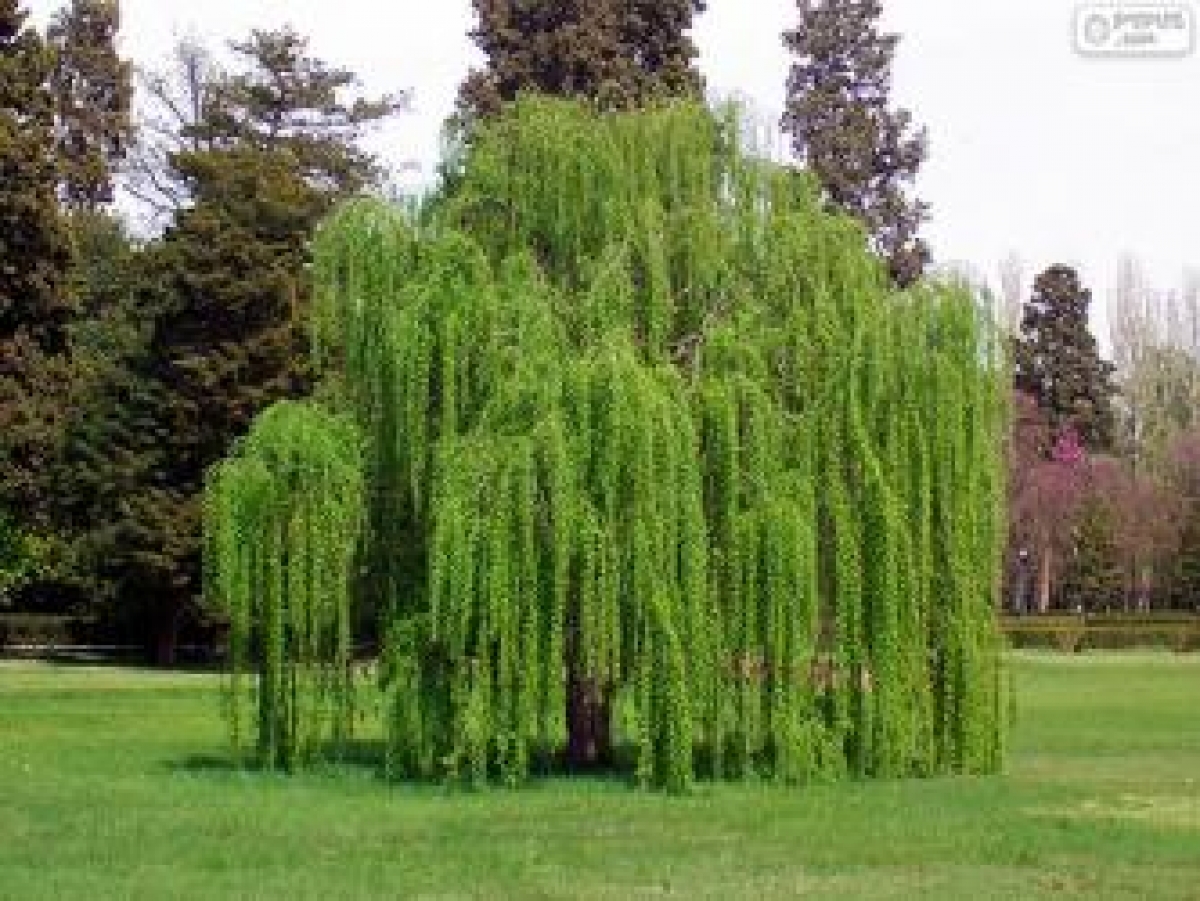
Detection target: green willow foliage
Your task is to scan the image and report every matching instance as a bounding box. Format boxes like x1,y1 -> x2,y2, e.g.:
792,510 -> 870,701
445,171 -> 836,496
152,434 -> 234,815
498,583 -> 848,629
209,98 -> 1007,790
205,401 -> 365,770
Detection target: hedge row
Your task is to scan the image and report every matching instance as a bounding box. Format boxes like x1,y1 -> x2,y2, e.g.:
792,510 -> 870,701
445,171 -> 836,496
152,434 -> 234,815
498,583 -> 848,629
1001,615 -> 1200,653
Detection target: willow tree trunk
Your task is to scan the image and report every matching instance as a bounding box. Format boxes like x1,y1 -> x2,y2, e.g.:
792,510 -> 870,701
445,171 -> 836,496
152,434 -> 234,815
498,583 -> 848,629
152,599 -> 182,667
565,674 -> 612,770
564,609 -> 612,770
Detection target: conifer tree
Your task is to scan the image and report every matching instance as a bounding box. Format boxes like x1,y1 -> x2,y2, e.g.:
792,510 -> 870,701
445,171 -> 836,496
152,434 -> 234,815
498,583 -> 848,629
75,28 -> 402,662
459,0 -> 706,120
128,28 -> 405,222
782,0 -> 929,286
1015,265 -> 1117,450
0,0 -> 74,527
191,28 -> 405,195
47,0 -> 133,209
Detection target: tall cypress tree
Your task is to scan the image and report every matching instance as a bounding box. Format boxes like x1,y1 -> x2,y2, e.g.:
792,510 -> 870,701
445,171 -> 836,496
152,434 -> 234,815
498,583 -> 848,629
0,0 -> 74,527
1015,265 -> 1117,450
781,0 -> 929,286
459,0 -> 706,120
47,0 -> 133,210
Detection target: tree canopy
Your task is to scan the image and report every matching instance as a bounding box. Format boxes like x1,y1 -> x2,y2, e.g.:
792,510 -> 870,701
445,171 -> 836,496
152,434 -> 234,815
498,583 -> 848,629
209,98 -> 1008,790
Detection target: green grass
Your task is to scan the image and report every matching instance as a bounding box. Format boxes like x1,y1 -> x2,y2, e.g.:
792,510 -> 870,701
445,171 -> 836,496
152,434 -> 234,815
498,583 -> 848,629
1,653 -> 1198,899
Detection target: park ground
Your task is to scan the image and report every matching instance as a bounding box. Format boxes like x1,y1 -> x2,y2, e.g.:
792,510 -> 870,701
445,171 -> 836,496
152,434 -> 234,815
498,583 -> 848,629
1,653 -> 1198,900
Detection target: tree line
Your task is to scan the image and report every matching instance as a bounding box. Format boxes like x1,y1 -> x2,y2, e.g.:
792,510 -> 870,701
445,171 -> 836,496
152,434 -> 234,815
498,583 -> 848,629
1005,257 -> 1200,614
0,0 -> 1193,665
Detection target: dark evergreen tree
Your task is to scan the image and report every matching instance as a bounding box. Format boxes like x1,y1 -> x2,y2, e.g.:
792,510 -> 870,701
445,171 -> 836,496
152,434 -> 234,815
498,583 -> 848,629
781,0 -> 929,286
70,29 -> 402,662
0,0 -> 75,528
1059,496 -> 1123,612
1014,265 -> 1117,450
128,29 -> 404,223
47,0 -> 133,209
83,153 -> 317,662
459,0 -> 706,120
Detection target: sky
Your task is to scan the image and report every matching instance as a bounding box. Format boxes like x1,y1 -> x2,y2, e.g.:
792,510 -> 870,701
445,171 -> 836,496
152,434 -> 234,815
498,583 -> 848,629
24,0 -> 1200,330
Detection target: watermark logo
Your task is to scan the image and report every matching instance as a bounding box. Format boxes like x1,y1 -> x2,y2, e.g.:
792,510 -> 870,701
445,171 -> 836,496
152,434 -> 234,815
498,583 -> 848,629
1074,3 -> 1196,57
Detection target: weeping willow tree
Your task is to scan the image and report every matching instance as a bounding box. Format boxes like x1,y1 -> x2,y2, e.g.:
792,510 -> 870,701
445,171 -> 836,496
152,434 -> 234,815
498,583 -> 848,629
208,97 -> 1007,789
205,401 -> 365,770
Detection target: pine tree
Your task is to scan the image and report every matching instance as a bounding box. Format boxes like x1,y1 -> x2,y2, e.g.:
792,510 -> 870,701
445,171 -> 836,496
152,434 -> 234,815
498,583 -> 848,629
98,153 -> 317,662
459,0 -> 706,120
47,0 -> 133,209
76,29 -> 402,663
191,28 -> 405,196
0,0 -> 75,527
781,0 -> 929,286
127,29 -> 405,223
1015,265 -> 1117,450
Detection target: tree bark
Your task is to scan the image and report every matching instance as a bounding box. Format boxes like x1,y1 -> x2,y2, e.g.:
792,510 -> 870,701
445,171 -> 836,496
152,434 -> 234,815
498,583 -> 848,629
152,602 -> 182,667
565,674 -> 612,771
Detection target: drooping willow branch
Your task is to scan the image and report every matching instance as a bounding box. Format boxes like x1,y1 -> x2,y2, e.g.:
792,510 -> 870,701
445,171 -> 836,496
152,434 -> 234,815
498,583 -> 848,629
205,401 -> 365,770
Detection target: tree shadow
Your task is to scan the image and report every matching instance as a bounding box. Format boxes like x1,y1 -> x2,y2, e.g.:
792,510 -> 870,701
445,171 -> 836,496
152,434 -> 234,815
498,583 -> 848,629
166,738 -> 390,780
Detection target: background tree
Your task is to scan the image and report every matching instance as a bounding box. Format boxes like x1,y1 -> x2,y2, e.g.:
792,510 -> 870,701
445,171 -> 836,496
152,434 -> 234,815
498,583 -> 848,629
997,252 -> 1025,337
1168,429 -> 1200,608
0,0 -> 75,532
127,29 -> 405,226
459,0 -> 706,120
66,28 -> 403,662
1108,256 -> 1200,473
47,0 -> 133,210
191,28 -> 405,193
0,508 -> 35,605
1085,455 -> 1181,609
1014,264 -> 1117,451
1059,493 -> 1124,612
781,0 -> 929,286
1008,412 -> 1089,612
84,156 -> 317,661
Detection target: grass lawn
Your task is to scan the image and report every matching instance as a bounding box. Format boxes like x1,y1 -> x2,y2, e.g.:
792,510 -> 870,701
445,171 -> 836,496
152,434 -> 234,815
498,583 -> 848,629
1,653 -> 1198,900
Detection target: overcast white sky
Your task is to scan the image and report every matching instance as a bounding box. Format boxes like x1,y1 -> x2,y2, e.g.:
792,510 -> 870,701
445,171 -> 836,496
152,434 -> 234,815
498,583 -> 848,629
25,0 -> 1200,321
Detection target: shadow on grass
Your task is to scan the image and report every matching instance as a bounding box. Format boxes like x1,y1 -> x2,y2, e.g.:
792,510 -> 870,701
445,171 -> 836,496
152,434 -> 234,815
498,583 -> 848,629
0,650 -> 224,675
167,739 -> 390,780
165,741 -> 651,796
